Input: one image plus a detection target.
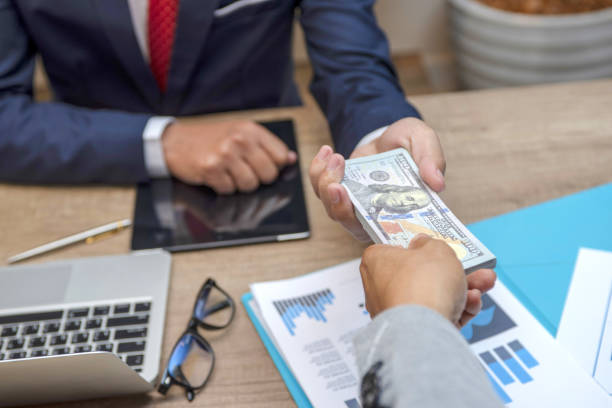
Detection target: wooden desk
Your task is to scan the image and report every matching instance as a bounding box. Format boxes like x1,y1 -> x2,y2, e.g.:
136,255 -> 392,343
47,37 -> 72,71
1,79 -> 611,407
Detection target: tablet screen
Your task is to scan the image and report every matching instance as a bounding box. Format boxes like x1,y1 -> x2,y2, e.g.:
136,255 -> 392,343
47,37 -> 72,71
130,120 -> 310,251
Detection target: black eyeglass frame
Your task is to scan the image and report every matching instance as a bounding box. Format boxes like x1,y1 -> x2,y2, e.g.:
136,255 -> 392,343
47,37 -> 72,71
157,278 -> 236,401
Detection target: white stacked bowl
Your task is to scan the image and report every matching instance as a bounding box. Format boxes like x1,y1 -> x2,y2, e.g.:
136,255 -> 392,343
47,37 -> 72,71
448,0 -> 612,88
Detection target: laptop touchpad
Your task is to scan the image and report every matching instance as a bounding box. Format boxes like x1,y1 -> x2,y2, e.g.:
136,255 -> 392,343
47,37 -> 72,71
0,265 -> 71,309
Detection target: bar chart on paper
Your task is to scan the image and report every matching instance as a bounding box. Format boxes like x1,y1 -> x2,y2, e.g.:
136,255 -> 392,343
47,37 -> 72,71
479,340 -> 540,404
461,294 -> 540,404
250,260 -> 376,408
273,289 -> 335,335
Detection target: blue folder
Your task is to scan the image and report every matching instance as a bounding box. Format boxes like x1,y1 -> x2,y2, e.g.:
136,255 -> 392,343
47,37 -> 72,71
469,182 -> 612,335
242,182 -> 612,406
242,293 -> 313,408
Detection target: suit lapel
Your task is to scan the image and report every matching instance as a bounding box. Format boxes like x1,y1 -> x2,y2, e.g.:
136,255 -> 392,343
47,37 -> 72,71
93,0 -> 162,111
163,0 -> 220,112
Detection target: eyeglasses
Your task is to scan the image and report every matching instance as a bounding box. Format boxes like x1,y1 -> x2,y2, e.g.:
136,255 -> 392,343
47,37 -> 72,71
157,278 -> 235,401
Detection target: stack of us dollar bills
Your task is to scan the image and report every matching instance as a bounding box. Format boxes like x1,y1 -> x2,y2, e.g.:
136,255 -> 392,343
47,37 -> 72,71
342,148 -> 496,272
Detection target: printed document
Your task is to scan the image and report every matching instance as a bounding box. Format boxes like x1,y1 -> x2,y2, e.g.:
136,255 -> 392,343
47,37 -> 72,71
250,259 -> 609,407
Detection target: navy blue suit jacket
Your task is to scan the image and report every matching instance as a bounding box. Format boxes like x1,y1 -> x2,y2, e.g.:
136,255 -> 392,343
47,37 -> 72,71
0,0 -> 420,183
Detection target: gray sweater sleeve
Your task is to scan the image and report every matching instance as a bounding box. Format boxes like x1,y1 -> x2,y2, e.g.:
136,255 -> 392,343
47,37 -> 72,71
353,305 -> 504,408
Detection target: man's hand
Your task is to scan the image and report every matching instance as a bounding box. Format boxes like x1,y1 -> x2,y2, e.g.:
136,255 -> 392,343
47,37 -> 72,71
359,235 -> 496,327
310,118 -> 445,241
163,120 -> 297,194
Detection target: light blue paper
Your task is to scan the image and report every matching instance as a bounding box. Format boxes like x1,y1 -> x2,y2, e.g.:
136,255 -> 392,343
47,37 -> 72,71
469,183 -> 612,335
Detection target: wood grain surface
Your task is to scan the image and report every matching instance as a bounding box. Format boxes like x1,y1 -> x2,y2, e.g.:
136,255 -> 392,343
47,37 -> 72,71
1,79 -> 611,407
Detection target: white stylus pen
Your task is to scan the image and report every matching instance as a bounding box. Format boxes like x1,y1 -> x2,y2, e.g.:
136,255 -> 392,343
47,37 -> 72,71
7,219 -> 132,264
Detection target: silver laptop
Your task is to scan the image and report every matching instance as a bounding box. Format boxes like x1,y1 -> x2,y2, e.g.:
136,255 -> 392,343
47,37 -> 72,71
0,250 -> 171,407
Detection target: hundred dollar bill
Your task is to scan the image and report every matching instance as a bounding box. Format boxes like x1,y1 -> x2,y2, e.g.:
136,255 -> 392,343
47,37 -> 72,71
342,148 -> 496,272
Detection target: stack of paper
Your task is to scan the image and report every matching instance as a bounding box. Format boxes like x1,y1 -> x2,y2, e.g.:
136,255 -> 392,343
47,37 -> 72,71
245,260 -> 610,407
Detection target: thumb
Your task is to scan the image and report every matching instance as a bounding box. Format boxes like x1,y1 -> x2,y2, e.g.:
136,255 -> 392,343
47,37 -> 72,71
419,156 -> 445,193
408,233 -> 432,249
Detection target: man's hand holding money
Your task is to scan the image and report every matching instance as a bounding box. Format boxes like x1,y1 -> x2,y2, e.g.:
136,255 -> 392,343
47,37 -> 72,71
359,235 -> 497,328
309,117 -> 446,241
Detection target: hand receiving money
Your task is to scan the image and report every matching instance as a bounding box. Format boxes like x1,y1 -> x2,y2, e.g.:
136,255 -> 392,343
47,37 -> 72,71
359,235 -> 497,327
309,118 -> 445,241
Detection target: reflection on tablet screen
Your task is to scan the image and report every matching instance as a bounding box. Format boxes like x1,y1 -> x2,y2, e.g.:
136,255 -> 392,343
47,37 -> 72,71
131,120 -> 310,251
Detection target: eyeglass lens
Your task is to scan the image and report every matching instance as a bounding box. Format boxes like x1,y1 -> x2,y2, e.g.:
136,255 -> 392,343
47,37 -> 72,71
168,333 -> 214,390
193,282 -> 234,328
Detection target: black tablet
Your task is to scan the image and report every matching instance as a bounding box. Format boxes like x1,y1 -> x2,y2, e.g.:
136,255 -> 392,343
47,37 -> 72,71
130,120 -> 310,252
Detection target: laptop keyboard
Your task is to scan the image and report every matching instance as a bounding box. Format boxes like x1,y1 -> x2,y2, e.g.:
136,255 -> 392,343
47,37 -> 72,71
0,299 -> 152,373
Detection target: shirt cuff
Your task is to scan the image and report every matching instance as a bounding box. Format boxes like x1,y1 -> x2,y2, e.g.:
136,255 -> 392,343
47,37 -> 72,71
143,116 -> 175,178
354,125 -> 389,150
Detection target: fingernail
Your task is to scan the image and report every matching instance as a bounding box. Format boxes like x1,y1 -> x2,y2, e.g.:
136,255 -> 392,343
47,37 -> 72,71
327,155 -> 341,171
330,187 -> 340,204
468,288 -> 481,298
414,233 -> 430,241
317,146 -> 332,160
436,169 -> 446,191
408,233 -> 430,248
288,151 -> 297,163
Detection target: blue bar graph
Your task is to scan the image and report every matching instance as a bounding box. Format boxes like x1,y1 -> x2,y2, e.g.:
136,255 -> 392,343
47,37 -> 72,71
484,367 -> 512,404
479,340 -> 539,404
508,340 -> 539,369
273,289 -> 335,336
480,351 -> 515,385
495,346 -> 533,384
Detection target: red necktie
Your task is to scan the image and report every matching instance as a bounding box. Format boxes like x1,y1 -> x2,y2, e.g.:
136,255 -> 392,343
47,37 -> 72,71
148,0 -> 179,93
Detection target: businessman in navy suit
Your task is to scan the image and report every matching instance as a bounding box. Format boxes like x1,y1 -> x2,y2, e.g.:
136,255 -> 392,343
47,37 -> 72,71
0,0 -> 446,237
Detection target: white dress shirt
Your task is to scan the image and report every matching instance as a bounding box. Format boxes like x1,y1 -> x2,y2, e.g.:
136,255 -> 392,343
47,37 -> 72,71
126,0 -> 386,178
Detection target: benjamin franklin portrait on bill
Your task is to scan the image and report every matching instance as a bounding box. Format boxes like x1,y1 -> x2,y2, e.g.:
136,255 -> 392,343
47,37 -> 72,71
344,179 -> 431,220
